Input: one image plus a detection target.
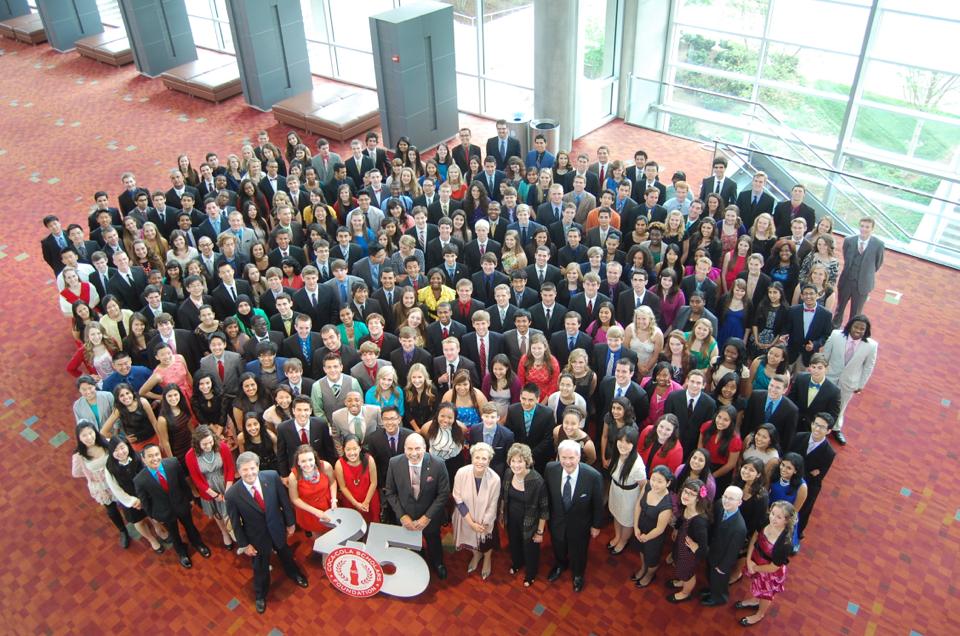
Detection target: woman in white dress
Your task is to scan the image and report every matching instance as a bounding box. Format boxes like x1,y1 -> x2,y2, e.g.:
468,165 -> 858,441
623,305 -> 663,379
607,426 -> 647,554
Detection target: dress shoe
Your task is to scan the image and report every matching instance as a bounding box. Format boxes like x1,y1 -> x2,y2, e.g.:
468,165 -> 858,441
699,589 -> 712,599
152,544 -> 166,555
740,616 -> 763,627
294,575 -> 309,588
667,592 -> 692,603
255,598 -> 266,614
159,534 -> 173,544
735,600 -> 761,610
435,564 -> 448,580
547,566 -> 564,582
222,542 -> 235,552
832,429 -> 847,445
572,576 -> 584,592
700,597 -> 726,607
523,578 -> 534,587
196,544 -> 212,558
179,555 -> 193,569
119,531 -> 130,549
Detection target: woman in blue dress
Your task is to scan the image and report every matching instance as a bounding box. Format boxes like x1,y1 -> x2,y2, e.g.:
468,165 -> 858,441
769,452 -> 807,552
364,366 -> 405,415
716,278 -> 751,349
442,369 -> 486,429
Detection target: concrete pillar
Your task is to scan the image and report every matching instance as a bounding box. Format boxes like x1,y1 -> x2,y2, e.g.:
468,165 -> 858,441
35,0 -> 103,52
117,0 -> 196,77
0,0 -> 30,21
533,0 -> 578,150
224,0 -> 312,111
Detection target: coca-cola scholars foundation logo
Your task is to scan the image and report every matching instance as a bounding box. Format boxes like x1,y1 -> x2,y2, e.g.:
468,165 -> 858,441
324,546 -> 384,598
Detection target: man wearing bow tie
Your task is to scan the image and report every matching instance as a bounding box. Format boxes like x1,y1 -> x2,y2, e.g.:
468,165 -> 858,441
786,284 -> 833,372
788,354 -> 840,434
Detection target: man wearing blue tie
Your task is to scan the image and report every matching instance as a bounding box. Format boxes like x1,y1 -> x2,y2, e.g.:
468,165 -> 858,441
485,119 -> 521,170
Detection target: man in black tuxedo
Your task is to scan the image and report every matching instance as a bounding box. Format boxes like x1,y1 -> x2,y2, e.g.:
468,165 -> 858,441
432,337 -> 479,393
616,269 -> 662,326
663,370 -> 717,460
389,327 -> 433,386
592,330 -> 639,383
545,440 -> 604,593
735,171 -> 775,229
505,385 -> 556,474
463,221 -> 501,274
452,127 -> 482,174
210,261 -> 253,320
345,139 -> 376,187
485,119 -> 522,170
550,312 -> 594,368
788,354 -> 841,433
384,432 -> 452,579
700,486 -> 747,607
529,283 -> 566,335
226,452 -> 309,613
148,314 -> 200,371
596,358 -> 648,430
699,157 -> 737,207
789,413 -> 837,538
363,131 -> 391,175
786,285 -> 834,370
134,444 -> 211,568
742,375 -> 799,450
425,303 -> 466,357
460,310 -> 505,379
276,396 -> 338,476
107,251 -> 148,311
292,266 -> 338,329
41,215 -> 70,274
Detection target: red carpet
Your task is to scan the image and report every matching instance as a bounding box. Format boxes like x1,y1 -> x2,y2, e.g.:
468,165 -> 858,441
0,39 -> 957,635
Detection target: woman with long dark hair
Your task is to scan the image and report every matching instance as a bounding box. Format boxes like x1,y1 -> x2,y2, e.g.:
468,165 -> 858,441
184,424 -> 237,550
101,382 -> 170,456
667,478 -> 711,602
103,436 -> 169,553
638,414 -> 683,473
71,420 -> 130,548
631,465 -> 674,587
421,401 -> 468,485
768,452 -> 807,552
698,404 -> 742,496
156,383 -> 195,468
236,412 -> 278,471
607,427 -> 646,555
599,397 -> 637,472
748,281 -> 789,359
334,434 -> 381,524
730,457 -> 770,585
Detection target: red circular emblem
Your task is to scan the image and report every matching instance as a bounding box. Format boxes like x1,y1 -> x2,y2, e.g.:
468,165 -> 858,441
324,546 -> 384,598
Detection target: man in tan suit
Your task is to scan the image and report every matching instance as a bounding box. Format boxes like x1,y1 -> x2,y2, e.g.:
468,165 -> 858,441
329,391 -> 381,455
563,173 -> 597,224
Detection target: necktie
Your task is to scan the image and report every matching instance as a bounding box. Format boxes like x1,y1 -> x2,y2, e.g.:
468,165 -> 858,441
521,226 -> 528,245
77,244 -> 86,259
229,286 -> 237,301
599,165 -> 605,184
333,383 -> 341,399
339,283 -> 347,304
442,325 -> 449,339
568,336 -> 575,351
117,320 -> 127,340
156,472 -> 169,492
167,338 -> 177,355
479,242 -> 486,255
410,465 -> 421,498
478,337 -> 487,377
554,206 -> 560,221
765,401 -> 774,421
126,273 -> 134,286
562,475 -> 573,510
419,230 -> 426,248
500,139 -> 506,160
448,363 -> 455,383
858,241 -> 865,255
687,398 -> 694,417
299,427 -> 308,445
538,269 -> 545,284
545,307 -> 552,324
844,339 -> 856,364
55,234 -> 66,248
353,416 -> 364,440
292,384 -> 300,396
217,359 -> 224,381
390,436 -> 397,453
386,290 -> 393,306
616,387 -> 623,398
606,352 -> 615,377
251,485 -> 266,511
300,337 -> 310,360
321,265 -> 328,279
488,175 -> 494,193
587,298 -> 594,316
752,195 -> 759,207
520,335 -> 527,357
310,291 -> 317,307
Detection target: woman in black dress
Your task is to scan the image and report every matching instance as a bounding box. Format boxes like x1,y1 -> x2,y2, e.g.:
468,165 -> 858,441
500,443 -> 549,587
237,412 -> 278,473
667,478 -> 711,602
632,465 -> 674,588
730,457 -> 770,585
191,371 -> 235,451
103,436 -> 168,554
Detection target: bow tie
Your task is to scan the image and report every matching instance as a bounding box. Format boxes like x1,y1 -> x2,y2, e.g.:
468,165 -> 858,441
810,382 -> 821,389
804,307 -> 816,313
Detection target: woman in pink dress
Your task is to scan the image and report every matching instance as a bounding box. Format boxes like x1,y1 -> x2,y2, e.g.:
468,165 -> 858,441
517,335 -> 561,403
737,501 -> 796,627
139,342 -> 193,403
640,361 -> 683,428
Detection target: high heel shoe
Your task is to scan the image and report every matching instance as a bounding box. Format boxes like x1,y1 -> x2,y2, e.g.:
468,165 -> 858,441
467,555 -> 481,575
481,565 -> 491,580
630,569 -> 647,582
634,574 -> 657,588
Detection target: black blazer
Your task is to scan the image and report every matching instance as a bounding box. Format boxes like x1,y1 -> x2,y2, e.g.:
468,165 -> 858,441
529,302 -> 567,334
425,320 -> 467,357
680,275 -> 719,312
311,345 -> 361,380
268,246 -> 307,270
788,373 -> 841,433
596,377 -> 648,423
276,417 -> 337,476
432,355 -> 479,392
280,332 -> 323,368
708,507 -> 747,573
549,330 -> 594,368
789,432 -> 836,494
467,423 -> 516,477
147,329 -> 200,372
773,201 -> 816,238
450,298 -> 485,331
388,346 -> 433,386
615,290 -> 662,326
107,268 -> 148,311
175,295 -> 213,332
470,270 -> 509,306
567,292 -> 611,327
742,391 -> 799,450
544,461 -> 605,540
524,263 -> 562,293
424,237 -> 465,270
735,190 -> 775,229
41,234 -> 68,274
663,390 -> 717,459
258,287 -> 295,321
592,345 -> 639,382
133,458 -> 193,523
505,403 -> 555,473
426,198 -> 462,225
486,303 -> 519,334
384,452 -> 451,526
292,285 -> 338,329
485,135 -> 522,170
785,304 -> 833,365
499,468 -> 549,542
365,427 -> 412,488
242,331 -> 284,361
699,177 -> 737,208
452,143 -> 482,174
460,331 -> 505,374
210,279 -> 254,320
225,470 -> 297,551
118,186 -> 150,214
564,171 -> 600,197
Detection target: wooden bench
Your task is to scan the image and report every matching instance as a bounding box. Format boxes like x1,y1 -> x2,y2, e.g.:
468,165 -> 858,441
0,13 -> 46,45
159,52 -> 242,103
272,87 -> 380,142
75,28 -> 133,66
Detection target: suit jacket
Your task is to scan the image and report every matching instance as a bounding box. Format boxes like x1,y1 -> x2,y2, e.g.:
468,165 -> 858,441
820,330 -> 878,390
133,459 -> 192,523
243,331 -> 285,361
310,152 -> 343,184
506,221 -> 546,247
789,432 -> 836,495
463,239 -> 502,274
663,390 -> 718,458
268,245 -> 307,270
474,170 -> 507,202
680,275 -> 719,312
425,320 -> 467,357
147,330 -> 200,372
119,187 -> 150,214
773,201 -> 816,238
426,198 -> 462,225
502,328 -> 542,368
350,359 -> 393,394
280,332 -> 323,368
459,331 -> 505,374
199,351 -> 244,395
450,298 -> 485,332
549,330 -> 594,368
269,222 -> 307,249
42,234 -> 69,274
389,346 -> 433,386
363,147 -> 390,175
424,237 -> 465,271
175,295 -> 213,332
529,301 -> 567,334
365,426 -> 412,488
505,403 -> 555,473
432,355 -> 479,392
330,405 -> 381,450
565,171 -> 600,198
615,290 -> 662,326
311,345 -> 361,380
592,345 -> 639,383
107,268 -> 148,311
544,461 -> 604,540
258,174 -> 288,201
567,292 -> 610,327
596,377 -> 648,423
708,507 -> 747,573
785,303 -> 833,364
467,423 -> 516,476
633,177 -> 667,205
561,191 -> 596,225
452,143 -> 482,174
384,452 -> 451,526
472,272 -> 510,307
351,257 -> 384,291
699,177 -> 737,207
210,279 -> 253,320
671,306 -> 719,336
788,373 -> 841,433
742,391 -> 799,450
510,287 -> 540,310
838,235 -> 884,294
735,190 -> 775,229
485,135 -> 522,170
258,288 -> 294,323
225,471 -> 297,551
276,416 -> 338,476
292,285 -> 338,329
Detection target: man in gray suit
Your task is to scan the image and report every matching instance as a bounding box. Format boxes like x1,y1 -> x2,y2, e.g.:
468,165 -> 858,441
833,217 -> 884,327
330,392 -> 381,454
310,138 -> 341,185
309,353 -> 361,424
200,332 -> 244,395
323,259 -> 365,308
351,341 -> 393,393
384,433 -> 451,580
226,210 -> 256,257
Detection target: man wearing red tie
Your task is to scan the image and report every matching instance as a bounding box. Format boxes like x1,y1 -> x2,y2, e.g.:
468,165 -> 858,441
226,452 -> 309,613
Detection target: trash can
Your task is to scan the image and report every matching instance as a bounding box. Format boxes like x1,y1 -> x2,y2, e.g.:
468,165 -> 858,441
506,113 -> 530,161
529,118 -> 560,157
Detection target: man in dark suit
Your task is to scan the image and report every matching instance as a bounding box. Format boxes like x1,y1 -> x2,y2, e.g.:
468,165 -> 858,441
773,184 -> 816,238
165,168 -> 199,210
788,354 -> 841,433
681,261 -> 720,313
700,486 -> 747,607
529,284 -> 566,335
544,440 -> 605,592
567,277 -> 610,327
292,266 -> 338,329
472,255 -> 510,306
118,172 -> 150,214
389,326 -> 433,386
663,370 -> 717,459
384,432 -> 452,579
699,157 -> 737,207
427,182 -> 462,225
789,413 -> 837,539
592,337 -> 640,384
550,312 -> 594,368
65,225 -> 100,264
502,311 -> 541,368
280,315 -> 323,367
148,191 -> 181,239
134,444 -> 211,569
633,161 -> 667,205
425,303 -> 466,357
345,139 -> 376,187
365,406 -> 410,488
424,222 -> 465,271
735,172 -> 775,229
276,396 -> 338,476
363,131 -> 391,175
463,222 -> 501,274
460,310 -> 505,378
149,314 -> 200,371
324,163 -> 357,203
786,285 -> 834,369
352,245 -> 389,291
505,386 -> 556,474
485,119 -> 522,170
565,154 -> 601,197
268,230 -> 307,270
452,127 -> 482,174
535,184 -> 567,227
595,358 -> 648,428
312,326 -> 362,379
41,215 -> 71,274
833,218 -> 884,328
509,272 -> 540,309
525,247 -> 562,293
226,452 -> 309,613
432,338 -> 479,393
107,252 -> 148,311
88,252 -> 116,304
210,261 -> 253,320
476,155 -> 507,202
742,375 -> 799,450
616,269 -> 662,326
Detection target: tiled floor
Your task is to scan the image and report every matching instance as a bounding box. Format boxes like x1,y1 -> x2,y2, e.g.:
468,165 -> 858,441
0,38 -> 957,635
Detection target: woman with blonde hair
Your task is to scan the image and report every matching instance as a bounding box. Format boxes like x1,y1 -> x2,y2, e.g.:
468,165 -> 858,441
404,362 -> 437,433
623,305 -> 664,378
658,329 -> 693,385
445,163 -> 468,200
501,229 -> 528,275
749,212 -> 777,260
452,442 -> 501,580
797,233 -> 839,287
365,365 -> 405,414
792,262 -> 835,312
685,317 -> 718,370
141,221 -> 169,259
525,169 -> 553,208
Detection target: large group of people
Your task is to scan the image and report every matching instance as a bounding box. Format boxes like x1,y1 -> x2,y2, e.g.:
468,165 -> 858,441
57,123 -> 881,624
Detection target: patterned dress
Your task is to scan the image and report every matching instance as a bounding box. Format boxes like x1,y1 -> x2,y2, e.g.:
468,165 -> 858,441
746,530 -> 787,600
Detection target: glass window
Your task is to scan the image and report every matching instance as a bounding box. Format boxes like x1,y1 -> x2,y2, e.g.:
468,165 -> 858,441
307,41 -> 334,77
675,0 -> 769,35
580,0 -> 616,80
334,48 -> 376,87
761,44 -> 858,92
758,87 -> 846,141
457,73 -> 480,113
767,0 -> 868,54
302,0 -> 331,43
485,80 -> 533,117
446,0 -> 479,75
676,28 -> 760,78
674,69 -> 752,101
872,11 -> 960,74
96,0 -> 123,27
328,0 -> 392,51
482,0 -> 533,87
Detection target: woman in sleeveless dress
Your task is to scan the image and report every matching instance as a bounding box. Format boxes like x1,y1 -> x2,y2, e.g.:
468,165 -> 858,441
287,444 -> 336,535
632,465 -> 674,588
335,435 -> 381,524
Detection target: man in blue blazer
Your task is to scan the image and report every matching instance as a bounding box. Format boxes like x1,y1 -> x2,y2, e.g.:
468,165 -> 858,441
525,134 -> 556,171
786,285 -> 833,370
485,120 -> 523,170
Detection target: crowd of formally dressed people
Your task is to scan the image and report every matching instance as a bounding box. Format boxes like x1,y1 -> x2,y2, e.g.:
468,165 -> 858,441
57,123 -> 881,623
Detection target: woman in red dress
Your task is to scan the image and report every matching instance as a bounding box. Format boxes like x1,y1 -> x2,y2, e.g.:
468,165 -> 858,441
517,334 -> 561,403
737,501 -> 796,626
334,435 -> 381,524
638,414 -> 684,473
287,444 -> 337,534
59,267 -> 99,317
